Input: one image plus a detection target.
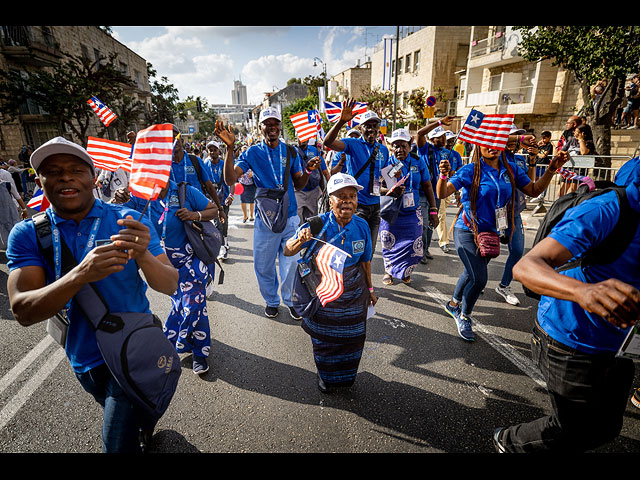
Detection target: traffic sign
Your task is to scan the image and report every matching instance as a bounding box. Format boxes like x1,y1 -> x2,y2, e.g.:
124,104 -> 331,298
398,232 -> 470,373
426,96 -> 436,107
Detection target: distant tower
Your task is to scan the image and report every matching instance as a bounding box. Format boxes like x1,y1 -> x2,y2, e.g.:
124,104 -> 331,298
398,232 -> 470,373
231,79 -> 248,105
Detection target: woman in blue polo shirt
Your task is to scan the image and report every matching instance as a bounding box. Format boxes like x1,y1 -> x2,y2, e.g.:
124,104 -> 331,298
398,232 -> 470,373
380,128 -> 438,285
437,145 -> 568,341
120,180 -> 217,375
284,173 -> 376,393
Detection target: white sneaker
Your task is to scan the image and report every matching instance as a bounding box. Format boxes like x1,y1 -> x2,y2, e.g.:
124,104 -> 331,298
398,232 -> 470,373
495,284 -> 520,306
217,245 -> 227,261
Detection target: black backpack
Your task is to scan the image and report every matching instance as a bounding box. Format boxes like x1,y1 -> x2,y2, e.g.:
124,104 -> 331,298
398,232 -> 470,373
523,181 -> 640,300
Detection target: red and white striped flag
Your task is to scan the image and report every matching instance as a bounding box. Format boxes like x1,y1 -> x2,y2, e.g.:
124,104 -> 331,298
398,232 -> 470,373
87,96 -> 117,127
458,109 -> 514,151
128,124 -> 174,200
315,242 -> 348,306
290,109 -> 321,142
86,137 -> 133,172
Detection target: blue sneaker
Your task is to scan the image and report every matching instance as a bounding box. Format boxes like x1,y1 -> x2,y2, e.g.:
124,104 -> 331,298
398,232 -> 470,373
443,301 -> 461,320
193,356 -> 209,375
456,314 -> 475,342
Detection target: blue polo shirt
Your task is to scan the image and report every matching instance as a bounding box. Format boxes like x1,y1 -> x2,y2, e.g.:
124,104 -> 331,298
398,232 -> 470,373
615,156 -> 640,186
295,211 -> 372,267
6,199 -> 165,373
341,137 -> 389,206
537,181 -> 640,354
124,180 -> 210,249
418,143 -> 462,199
388,153 -> 431,213
235,140 -> 303,218
204,157 -> 229,199
170,151 -> 211,194
449,158 -> 531,233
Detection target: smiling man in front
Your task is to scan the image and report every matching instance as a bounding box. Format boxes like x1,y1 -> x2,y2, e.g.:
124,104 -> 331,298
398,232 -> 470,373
6,136 -> 178,453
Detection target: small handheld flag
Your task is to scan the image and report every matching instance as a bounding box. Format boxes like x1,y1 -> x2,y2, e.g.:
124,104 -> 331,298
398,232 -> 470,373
86,137 -> 133,172
27,188 -> 50,212
87,96 -> 117,127
290,109 -> 321,142
315,242 -> 348,306
457,109 -> 514,151
128,124 -> 174,201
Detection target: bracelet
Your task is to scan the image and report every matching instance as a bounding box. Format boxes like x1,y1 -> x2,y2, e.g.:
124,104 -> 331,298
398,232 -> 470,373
430,211 -> 438,215
305,168 -> 312,175
520,135 -> 526,144
197,211 -> 202,221
439,174 -> 448,180
368,287 -> 374,292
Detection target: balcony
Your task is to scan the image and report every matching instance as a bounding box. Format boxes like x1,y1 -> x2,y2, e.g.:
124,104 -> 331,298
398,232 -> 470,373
0,26 -> 63,67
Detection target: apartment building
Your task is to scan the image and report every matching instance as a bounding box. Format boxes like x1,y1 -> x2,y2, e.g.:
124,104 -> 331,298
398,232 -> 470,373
369,26 -> 472,123
0,25 -> 151,163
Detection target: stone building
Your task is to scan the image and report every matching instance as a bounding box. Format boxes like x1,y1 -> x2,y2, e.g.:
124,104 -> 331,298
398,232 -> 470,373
0,25 -> 151,166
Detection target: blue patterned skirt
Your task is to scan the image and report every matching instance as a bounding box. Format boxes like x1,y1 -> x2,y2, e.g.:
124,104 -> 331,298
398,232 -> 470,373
301,264 -> 370,387
379,206 -> 423,280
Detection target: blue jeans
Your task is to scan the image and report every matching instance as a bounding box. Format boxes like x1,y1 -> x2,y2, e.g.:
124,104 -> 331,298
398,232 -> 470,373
253,213 -> 300,307
452,227 -> 490,316
500,213 -> 524,287
420,194 -> 440,254
501,322 -> 635,452
75,363 -> 155,453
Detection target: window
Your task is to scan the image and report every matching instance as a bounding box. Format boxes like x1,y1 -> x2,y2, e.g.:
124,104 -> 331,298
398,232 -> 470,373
405,54 -> 411,73
414,50 -> 420,72
398,57 -> 403,75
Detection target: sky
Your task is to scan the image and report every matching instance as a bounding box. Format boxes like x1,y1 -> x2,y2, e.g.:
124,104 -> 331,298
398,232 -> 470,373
110,26 -> 397,107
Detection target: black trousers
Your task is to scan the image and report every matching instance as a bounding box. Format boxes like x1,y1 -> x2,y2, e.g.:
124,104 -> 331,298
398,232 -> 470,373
355,202 -> 380,255
502,321 -> 635,452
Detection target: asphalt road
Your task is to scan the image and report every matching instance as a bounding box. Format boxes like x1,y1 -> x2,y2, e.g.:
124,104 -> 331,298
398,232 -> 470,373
1,201 -> 639,454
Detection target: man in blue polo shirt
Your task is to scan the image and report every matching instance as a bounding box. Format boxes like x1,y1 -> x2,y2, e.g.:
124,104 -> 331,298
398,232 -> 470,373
493,177 -> 640,453
204,140 -> 233,260
6,136 -> 179,453
219,112 -> 320,319
323,98 -> 389,255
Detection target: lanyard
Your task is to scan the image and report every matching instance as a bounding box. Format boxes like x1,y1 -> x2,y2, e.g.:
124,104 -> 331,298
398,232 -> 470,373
48,211 -> 101,281
170,152 -> 190,183
302,212 -> 347,262
261,141 -> 286,188
153,198 -> 169,244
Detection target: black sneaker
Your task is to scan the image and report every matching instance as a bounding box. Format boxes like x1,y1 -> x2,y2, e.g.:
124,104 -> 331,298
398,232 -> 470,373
288,306 -> 302,320
492,427 -> 507,453
631,388 -> 640,409
265,306 -> 279,318
423,249 -> 433,260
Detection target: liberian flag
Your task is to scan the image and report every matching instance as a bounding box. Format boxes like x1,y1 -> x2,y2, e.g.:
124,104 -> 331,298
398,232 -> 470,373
457,109 -> 514,151
27,188 -> 49,211
86,137 -> 133,172
87,96 -> 117,127
315,243 -> 348,306
290,109 -> 321,142
128,124 -> 174,200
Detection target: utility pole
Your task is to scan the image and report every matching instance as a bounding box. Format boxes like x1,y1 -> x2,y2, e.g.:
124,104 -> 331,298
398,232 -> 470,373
392,26 -> 400,131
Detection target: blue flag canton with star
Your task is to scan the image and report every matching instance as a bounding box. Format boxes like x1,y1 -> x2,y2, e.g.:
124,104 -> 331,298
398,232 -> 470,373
465,109 -> 484,127
329,249 -> 347,274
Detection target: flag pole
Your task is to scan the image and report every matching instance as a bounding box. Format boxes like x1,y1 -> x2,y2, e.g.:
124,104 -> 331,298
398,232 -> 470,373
310,237 -> 353,258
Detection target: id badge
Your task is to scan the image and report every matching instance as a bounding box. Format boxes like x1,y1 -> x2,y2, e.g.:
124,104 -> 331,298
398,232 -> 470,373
373,177 -> 381,196
495,206 -> 508,232
403,192 -> 415,208
616,324 -> 640,361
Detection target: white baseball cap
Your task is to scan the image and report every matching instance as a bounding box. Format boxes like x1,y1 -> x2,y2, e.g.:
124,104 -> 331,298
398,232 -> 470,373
326,173 -> 364,194
390,128 -> 412,144
259,107 -> 281,123
30,136 -> 95,174
427,126 -> 447,139
444,130 -> 456,139
359,110 -> 381,124
206,140 -> 222,149
509,124 -> 526,135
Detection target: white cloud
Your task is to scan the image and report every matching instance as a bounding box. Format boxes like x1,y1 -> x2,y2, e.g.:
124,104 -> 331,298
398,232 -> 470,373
241,53 -> 315,104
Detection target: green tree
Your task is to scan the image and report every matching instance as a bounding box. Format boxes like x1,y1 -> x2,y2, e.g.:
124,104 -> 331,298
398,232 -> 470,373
146,63 -> 181,125
513,25 -> 640,159
0,51 -> 135,146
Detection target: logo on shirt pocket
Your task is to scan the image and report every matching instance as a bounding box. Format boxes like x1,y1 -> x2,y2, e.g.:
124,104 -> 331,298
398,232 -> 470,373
169,194 -> 180,207
352,239 -> 365,254
186,166 -> 195,175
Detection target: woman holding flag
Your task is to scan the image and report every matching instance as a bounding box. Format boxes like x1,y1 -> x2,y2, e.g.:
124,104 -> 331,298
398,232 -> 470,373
284,173 -> 376,393
437,134 -> 569,342
379,128 -> 438,286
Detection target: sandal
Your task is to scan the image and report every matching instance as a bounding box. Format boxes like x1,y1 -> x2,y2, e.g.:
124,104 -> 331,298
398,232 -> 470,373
382,274 -> 393,286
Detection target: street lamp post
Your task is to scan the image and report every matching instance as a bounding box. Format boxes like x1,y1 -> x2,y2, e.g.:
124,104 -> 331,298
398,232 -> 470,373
313,57 -> 327,110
